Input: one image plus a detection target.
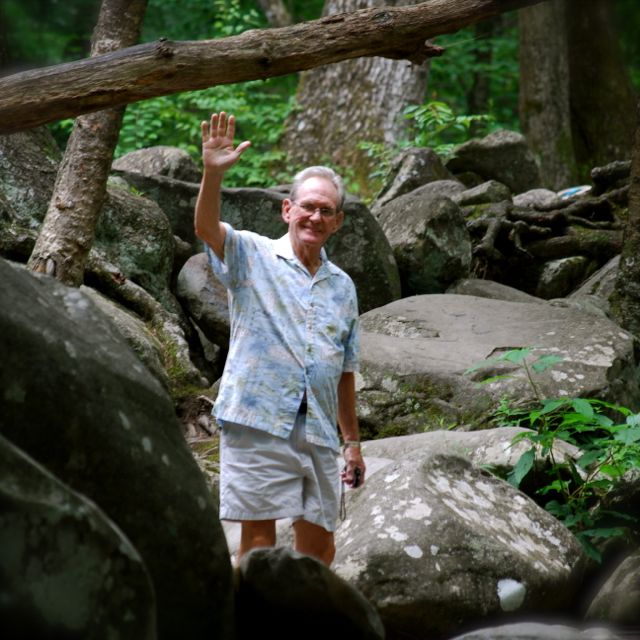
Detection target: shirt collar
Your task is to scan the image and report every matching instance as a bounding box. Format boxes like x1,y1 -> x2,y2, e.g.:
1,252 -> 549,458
273,233 -> 337,274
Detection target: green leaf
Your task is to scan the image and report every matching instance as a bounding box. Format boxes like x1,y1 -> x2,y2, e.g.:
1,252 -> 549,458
539,399 -> 570,415
626,413 -> 640,427
531,354 -> 564,373
576,450 -> 601,468
507,448 -> 535,487
614,426 -> 640,444
500,348 -> 532,364
571,398 -> 595,419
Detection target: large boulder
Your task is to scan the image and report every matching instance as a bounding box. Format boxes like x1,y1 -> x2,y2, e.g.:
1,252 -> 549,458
0,128 -> 60,228
372,147 -> 459,211
236,547 -> 385,640
176,252 -> 230,350
0,434 -> 156,639
333,450 -> 586,639
0,259 -> 234,640
569,255 -> 620,315
447,278 -> 546,304
448,622 -> 622,640
112,170 -> 201,248
96,182 -> 176,308
356,294 -> 640,438
0,130 -> 177,309
446,129 -> 542,194
535,256 -> 598,299
585,550 -> 640,626
377,188 -> 472,295
112,145 -> 201,183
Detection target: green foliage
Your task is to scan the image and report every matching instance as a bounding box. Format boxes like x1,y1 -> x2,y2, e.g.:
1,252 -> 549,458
469,348 -> 640,561
403,101 -> 495,159
358,99 -> 495,199
429,19 -> 521,132
112,80 -> 295,187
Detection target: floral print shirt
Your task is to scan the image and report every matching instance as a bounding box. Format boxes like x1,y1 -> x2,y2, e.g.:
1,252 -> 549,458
206,223 -> 360,452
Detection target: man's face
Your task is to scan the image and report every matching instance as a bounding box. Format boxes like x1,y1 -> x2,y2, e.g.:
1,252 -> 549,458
281,177 -> 344,249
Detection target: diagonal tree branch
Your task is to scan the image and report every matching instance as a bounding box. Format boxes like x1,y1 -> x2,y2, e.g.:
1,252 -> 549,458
0,0 -> 546,134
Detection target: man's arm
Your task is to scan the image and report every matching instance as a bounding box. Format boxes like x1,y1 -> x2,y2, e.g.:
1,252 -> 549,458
194,112 -> 250,260
338,371 -> 366,488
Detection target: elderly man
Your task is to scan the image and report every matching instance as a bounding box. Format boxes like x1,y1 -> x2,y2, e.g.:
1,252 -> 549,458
194,112 -> 365,566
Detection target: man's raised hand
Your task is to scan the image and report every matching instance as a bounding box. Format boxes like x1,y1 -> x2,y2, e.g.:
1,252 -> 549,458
201,112 -> 251,175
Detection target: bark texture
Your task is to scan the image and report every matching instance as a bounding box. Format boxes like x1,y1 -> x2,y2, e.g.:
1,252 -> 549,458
518,0 -> 577,190
257,0 -> 293,27
279,0 -> 430,194
27,0 -> 147,286
611,101 -> 640,338
0,0 -> 545,134
567,0 -> 637,175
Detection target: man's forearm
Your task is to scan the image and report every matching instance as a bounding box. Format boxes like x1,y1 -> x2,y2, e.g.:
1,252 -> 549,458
194,170 -> 226,260
337,372 -> 360,443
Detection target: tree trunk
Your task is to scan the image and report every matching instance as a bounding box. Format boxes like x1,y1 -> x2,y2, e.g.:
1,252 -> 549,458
567,0 -> 637,177
518,0 -> 577,190
257,0 -> 293,27
0,0 -> 546,134
27,0 -> 147,286
280,0 -> 431,196
611,101 -> 640,338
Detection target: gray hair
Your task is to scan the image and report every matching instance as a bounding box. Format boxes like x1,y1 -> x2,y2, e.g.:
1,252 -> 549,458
290,166 -> 345,212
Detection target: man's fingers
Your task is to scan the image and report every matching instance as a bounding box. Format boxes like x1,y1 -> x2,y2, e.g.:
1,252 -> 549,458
227,114 -> 236,141
236,140 -> 251,155
217,111 -> 227,137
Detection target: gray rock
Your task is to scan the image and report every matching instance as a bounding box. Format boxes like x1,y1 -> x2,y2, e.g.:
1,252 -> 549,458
82,286 -> 171,389
236,547 -> 385,640
569,255 -> 620,309
447,278 -> 546,304
0,259 -> 234,640
452,180 -> 512,206
113,169 -> 200,247
333,452 -> 586,639
535,256 -> 597,299
96,183 -> 176,309
446,129 -> 542,194
513,188 -> 561,209
0,127 -> 60,228
113,145 -> 201,183
586,551 -> 640,625
0,434 -> 156,639
356,294 -> 639,437
591,161 -> 631,195
177,252 -> 230,349
377,189 -> 471,295
447,622 -> 622,640
360,427 -> 581,484
373,146 -> 458,211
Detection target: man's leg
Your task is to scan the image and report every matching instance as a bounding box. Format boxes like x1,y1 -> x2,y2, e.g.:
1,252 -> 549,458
238,519 -> 277,560
292,519 -> 335,566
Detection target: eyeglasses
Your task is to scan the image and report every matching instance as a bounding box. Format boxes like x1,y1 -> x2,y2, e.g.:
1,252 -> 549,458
292,201 -> 338,218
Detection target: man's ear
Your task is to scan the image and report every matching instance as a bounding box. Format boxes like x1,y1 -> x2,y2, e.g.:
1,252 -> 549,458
282,198 -> 292,223
332,210 -> 345,232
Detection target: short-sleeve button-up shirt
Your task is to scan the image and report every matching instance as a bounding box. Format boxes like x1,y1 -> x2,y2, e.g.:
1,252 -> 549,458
206,223 -> 360,452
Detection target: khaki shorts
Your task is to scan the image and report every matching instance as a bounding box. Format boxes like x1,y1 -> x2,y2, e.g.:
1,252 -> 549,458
219,412 -> 340,532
